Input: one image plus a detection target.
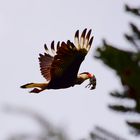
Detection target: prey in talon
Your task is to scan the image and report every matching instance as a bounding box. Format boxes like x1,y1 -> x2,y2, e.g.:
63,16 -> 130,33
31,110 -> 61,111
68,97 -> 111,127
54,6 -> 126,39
86,75 -> 96,90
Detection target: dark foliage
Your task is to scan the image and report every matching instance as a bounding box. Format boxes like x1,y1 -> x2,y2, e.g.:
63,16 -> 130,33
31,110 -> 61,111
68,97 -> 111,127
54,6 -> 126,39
125,4 -> 140,17
94,4 -> 140,135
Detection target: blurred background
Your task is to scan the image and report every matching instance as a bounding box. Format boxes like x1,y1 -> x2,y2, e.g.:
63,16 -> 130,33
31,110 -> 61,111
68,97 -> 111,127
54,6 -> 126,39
0,0 -> 140,140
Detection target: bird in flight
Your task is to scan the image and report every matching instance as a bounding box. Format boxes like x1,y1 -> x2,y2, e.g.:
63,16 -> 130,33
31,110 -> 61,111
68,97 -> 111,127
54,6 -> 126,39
21,29 -> 96,93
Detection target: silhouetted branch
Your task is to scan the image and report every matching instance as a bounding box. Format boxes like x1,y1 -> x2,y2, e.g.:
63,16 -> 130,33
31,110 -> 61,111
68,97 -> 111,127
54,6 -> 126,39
127,121 -> 140,135
110,91 -> 134,99
108,105 -> 135,113
2,105 -> 128,140
3,105 -> 68,140
125,4 -> 140,16
89,126 -> 127,140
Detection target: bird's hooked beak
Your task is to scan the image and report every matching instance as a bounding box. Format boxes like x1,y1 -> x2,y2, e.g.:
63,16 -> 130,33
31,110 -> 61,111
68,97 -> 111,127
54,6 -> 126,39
86,74 -> 96,90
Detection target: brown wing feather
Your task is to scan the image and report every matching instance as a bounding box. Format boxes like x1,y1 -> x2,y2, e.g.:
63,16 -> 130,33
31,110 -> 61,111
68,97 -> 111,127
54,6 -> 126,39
38,29 -> 93,86
50,29 -> 94,85
39,42 -> 58,81
50,42 -> 75,80
38,52 -> 53,81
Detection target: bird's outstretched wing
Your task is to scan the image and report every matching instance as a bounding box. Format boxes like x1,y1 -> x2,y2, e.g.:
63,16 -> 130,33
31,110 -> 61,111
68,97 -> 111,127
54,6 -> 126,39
38,41 -> 60,81
50,29 -> 93,82
39,29 -> 93,82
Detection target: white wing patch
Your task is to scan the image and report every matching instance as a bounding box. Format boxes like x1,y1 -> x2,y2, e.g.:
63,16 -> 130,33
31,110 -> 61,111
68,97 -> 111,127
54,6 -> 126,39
44,41 -> 60,57
44,29 -> 93,56
74,29 -> 94,51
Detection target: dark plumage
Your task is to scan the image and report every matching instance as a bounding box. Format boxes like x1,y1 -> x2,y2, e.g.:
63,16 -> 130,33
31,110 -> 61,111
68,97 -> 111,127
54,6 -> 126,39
21,29 -> 96,93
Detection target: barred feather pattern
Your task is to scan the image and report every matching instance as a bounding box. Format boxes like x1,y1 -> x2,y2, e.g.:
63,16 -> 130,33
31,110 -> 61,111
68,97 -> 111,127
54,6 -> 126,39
38,41 -> 60,81
74,28 -> 93,52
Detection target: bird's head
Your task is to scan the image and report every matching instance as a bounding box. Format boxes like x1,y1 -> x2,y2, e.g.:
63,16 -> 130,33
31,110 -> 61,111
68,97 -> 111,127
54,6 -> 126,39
79,72 -> 96,90
79,72 -> 93,79
78,72 -> 96,90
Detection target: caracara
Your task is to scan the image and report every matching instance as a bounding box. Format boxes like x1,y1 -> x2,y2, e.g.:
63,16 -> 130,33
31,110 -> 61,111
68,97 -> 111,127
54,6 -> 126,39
21,29 -> 96,93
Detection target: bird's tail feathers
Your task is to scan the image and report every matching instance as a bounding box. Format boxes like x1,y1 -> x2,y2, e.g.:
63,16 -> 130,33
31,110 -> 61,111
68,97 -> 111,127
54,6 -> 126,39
20,83 -> 49,93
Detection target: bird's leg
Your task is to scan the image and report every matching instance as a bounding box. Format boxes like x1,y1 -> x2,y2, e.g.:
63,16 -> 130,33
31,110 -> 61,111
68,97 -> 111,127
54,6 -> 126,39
29,88 -> 45,93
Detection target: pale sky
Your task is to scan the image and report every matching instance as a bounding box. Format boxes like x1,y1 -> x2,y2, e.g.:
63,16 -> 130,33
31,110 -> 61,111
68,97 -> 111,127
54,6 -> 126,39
0,0 -> 140,140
